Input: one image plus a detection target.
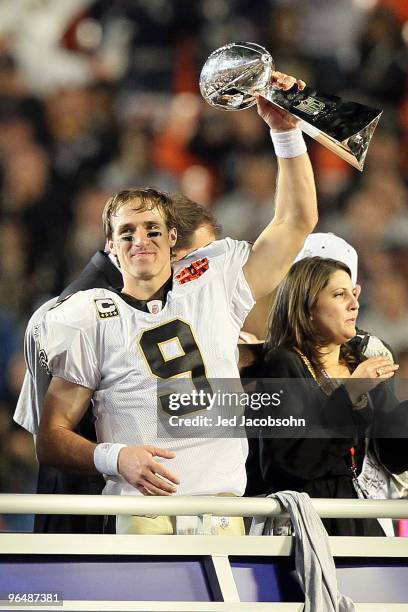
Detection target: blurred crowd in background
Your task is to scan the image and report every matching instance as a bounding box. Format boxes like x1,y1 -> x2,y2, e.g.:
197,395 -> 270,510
1,0 -> 408,530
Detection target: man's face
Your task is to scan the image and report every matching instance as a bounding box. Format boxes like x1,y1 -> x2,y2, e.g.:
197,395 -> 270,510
109,201 -> 177,282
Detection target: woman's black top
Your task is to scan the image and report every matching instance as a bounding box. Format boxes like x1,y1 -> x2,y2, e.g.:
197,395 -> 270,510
253,346 -> 408,536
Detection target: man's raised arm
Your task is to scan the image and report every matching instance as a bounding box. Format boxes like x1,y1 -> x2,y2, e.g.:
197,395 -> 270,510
243,72 -> 318,300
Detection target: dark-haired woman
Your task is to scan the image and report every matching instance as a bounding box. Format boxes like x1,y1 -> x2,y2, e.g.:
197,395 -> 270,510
258,257 -> 406,536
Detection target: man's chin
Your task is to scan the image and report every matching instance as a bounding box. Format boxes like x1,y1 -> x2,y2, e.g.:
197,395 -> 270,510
134,269 -> 155,280
124,261 -> 171,283
123,263 -> 155,280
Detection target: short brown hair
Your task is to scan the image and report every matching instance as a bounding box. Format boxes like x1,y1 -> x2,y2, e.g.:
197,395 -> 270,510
170,193 -> 221,252
102,187 -> 179,240
265,257 -> 359,374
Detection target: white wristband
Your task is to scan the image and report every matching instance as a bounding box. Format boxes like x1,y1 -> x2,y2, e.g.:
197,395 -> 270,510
94,443 -> 127,476
270,128 -> 306,158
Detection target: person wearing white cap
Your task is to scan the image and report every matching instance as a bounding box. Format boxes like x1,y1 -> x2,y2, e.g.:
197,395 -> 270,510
243,233 -> 357,340
295,232 -> 358,285
244,232 -> 403,511
242,231 -> 392,360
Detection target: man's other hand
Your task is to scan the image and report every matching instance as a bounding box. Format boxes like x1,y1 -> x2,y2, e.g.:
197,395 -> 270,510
118,445 -> 180,495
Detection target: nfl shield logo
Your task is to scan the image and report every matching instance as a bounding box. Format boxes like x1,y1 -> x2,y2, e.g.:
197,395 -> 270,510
293,97 -> 325,116
147,299 -> 162,314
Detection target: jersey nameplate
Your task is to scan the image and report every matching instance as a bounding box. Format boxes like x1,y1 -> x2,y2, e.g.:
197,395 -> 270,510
175,257 -> 209,284
94,298 -> 119,319
38,348 -> 50,374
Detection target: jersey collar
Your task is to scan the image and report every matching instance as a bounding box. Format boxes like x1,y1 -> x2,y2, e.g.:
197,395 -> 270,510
115,275 -> 173,312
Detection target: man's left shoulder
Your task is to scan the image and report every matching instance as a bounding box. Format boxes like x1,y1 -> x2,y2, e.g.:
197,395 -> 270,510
174,238 -> 251,278
203,237 -> 251,257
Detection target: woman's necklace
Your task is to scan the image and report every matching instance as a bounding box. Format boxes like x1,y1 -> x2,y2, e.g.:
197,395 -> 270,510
293,348 -> 339,395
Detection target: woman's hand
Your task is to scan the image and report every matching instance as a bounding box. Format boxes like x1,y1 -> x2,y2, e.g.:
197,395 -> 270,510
344,357 -> 399,405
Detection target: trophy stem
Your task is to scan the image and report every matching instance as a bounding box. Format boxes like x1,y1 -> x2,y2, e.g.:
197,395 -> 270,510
255,85 -> 382,171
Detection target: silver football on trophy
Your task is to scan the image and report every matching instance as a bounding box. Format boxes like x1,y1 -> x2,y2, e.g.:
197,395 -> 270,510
199,42 -> 274,111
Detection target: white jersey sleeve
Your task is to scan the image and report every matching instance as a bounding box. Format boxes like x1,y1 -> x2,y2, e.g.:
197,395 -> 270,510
38,292 -> 101,390
221,237 -> 255,328
13,297 -> 57,435
173,237 -> 255,332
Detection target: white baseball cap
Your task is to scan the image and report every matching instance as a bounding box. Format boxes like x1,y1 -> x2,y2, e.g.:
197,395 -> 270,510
295,232 -> 358,284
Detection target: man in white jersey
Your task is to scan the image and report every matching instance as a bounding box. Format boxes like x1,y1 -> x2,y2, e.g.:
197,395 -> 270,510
36,73 -> 318,534
14,202 -> 220,534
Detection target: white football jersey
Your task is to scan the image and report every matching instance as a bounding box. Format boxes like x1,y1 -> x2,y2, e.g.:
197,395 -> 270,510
38,238 -> 255,497
14,297 -> 57,435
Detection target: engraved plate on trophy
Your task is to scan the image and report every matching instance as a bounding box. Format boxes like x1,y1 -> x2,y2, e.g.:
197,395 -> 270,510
199,42 -> 382,171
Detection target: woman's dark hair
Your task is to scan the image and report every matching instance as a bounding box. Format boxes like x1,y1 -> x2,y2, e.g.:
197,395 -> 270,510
265,257 -> 362,376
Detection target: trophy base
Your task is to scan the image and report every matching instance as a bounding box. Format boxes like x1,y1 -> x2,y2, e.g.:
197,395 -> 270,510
260,85 -> 382,171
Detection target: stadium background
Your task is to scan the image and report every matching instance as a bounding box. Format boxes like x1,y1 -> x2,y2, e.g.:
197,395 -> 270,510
0,0 -> 407,532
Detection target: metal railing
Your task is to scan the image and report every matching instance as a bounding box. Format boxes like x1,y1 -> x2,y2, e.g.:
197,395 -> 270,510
1,495 -> 408,611
0,494 -> 408,518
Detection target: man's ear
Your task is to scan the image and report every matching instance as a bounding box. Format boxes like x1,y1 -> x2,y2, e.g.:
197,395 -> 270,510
108,239 -> 116,255
169,227 -> 177,247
